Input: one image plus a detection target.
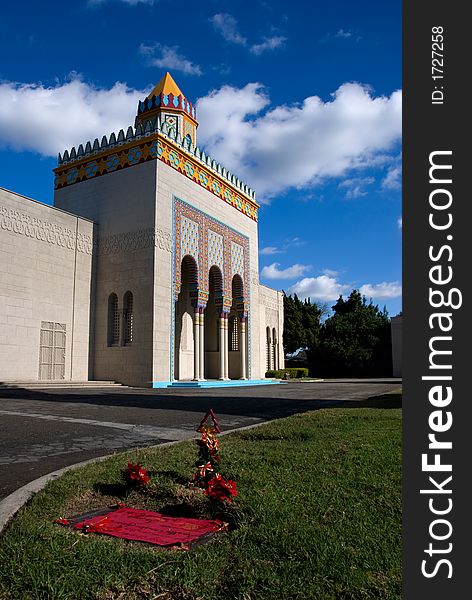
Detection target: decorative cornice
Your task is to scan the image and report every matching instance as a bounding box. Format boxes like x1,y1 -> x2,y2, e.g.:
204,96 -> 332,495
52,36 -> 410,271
137,91 -> 197,124
0,204 -> 93,254
54,120 -> 258,222
98,227 -> 172,255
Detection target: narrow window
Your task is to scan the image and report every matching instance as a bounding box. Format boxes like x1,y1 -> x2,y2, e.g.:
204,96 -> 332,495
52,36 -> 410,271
229,315 -> 239,351
266,326 -> 272,370
123,291 -> 133,345
108,293 -> 120,346
272,328 -> 278,370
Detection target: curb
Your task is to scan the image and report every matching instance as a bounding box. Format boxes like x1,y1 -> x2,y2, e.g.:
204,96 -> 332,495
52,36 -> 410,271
0,418 -> 280,535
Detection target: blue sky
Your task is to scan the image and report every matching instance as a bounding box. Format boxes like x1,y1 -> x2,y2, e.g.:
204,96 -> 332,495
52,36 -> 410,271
0,0 -> 402,316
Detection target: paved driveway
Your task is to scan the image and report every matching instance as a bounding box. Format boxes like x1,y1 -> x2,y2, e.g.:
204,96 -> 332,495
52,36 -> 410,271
0,379 -> 401,500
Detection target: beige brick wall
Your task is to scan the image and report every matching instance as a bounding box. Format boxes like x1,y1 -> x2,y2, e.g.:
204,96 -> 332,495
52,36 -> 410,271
54,162 -> 157,387
0,188 -> 93,382
258,283 -> 285,376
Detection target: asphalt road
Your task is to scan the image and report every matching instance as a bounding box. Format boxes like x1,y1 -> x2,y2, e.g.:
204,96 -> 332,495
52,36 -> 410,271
0,378 -> 401,500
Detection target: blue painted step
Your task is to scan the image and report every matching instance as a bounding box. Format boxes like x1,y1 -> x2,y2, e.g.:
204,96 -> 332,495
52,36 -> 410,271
153,379 -> 283,389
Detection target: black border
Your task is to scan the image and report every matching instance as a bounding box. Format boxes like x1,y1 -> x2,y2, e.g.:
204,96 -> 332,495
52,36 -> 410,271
403,3 -> 469,596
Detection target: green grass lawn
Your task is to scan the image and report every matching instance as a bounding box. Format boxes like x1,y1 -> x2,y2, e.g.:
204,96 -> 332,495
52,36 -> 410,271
0,394 -> 402,600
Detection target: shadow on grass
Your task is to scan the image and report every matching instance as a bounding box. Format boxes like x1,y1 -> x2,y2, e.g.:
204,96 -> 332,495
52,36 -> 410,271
339,393 -> 402,410
156,471 -> 189,486
93,482 -> 130,498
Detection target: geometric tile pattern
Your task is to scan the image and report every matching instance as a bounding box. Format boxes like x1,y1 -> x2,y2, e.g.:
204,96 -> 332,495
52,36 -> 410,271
181,216 -> 199,260
173,198 -> 250,310
207,229 -> 223,272
231,242 -> 244,278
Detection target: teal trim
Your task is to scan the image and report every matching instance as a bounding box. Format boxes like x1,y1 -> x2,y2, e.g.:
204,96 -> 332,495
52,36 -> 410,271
152,379 -> 283,389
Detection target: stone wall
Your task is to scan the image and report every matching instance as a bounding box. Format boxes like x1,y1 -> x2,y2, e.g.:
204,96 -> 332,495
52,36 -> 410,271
0,188 -> 93,382
54,162 -> 157,387
258,283 -> 285,376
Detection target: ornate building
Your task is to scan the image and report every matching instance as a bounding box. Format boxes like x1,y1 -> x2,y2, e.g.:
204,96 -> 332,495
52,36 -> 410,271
0,73 -> 284,387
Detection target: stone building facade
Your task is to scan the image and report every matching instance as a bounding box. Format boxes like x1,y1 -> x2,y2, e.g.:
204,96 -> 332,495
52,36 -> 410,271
0,73 -> 284,387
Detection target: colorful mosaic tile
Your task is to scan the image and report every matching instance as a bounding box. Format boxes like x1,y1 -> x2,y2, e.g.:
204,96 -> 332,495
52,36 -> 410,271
106,155 -> 120,171
231,242 -> 245,277
128,148 -> 141,165
85,161 -> 99,178
169,150 -> 180,169
173,198 -> 250,309
66,168 -> 79,184
208,229 -> 224,271
181,216 -> 199,260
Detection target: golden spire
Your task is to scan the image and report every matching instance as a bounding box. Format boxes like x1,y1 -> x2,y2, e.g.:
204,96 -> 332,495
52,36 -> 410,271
147,72 -> 183,99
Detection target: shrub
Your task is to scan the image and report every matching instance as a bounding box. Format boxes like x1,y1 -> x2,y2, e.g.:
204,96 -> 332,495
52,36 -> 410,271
265,368 -> 309,379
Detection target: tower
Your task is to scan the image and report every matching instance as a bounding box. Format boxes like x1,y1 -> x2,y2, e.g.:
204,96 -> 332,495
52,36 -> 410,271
135,72 -> 198,147
52,73 -> 283,387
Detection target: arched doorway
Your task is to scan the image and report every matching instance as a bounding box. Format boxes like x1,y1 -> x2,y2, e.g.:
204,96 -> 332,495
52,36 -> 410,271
228,274 -> 248,380
204,266 -> 223,379
174,255 -> 198,380
266,326 -> 272,371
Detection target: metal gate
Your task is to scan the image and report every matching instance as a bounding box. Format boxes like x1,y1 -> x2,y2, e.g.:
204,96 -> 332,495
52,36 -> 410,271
39,322 -> 66,380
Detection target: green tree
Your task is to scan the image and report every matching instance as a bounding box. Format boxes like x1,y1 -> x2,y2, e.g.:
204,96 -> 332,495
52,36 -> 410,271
283,293 -> 322,355
310,290 -> 392,377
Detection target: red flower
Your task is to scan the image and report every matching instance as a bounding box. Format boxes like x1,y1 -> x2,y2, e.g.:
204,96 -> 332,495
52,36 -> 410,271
125,462 -> 149,486
204,474 -> 238,503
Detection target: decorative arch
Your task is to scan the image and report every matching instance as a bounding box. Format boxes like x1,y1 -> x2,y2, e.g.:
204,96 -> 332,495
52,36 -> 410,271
232,274 -> 244,303
272,327 -> 278,370
174,255 -> 199,381
266,326 -> 272,371
208,265 -> 223,293
181,254 -> 198,286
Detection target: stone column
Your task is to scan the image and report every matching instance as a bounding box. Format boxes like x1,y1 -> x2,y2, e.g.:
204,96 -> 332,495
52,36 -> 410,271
218,313 -> 225,380
199,308 -> 205,380
223,314 -> 229,379
193,309 -> 200,381
240,317 -> 247,380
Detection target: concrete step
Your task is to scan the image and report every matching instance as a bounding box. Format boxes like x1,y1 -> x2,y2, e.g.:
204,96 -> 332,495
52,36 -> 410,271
0,381 -> 128,390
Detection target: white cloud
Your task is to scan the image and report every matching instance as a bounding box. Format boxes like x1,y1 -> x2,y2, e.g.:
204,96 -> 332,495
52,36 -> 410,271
397,217 -> 402,229
261,262 -> 310,280
139,44 -> 202,76
260,246 -> 284,255
335,29 -> 353,39
382,163 -> 402,189
0,77 -> 402,204
210,13 -> 247,46
289,274 -> 402,302
322,268 -> 339,277
0,77 -> 144,156
197,82 -> 402,200
250,36 -> 287,55
359,281 -> 402,299
289,275 -> 349,301
338,176 -> 375,199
